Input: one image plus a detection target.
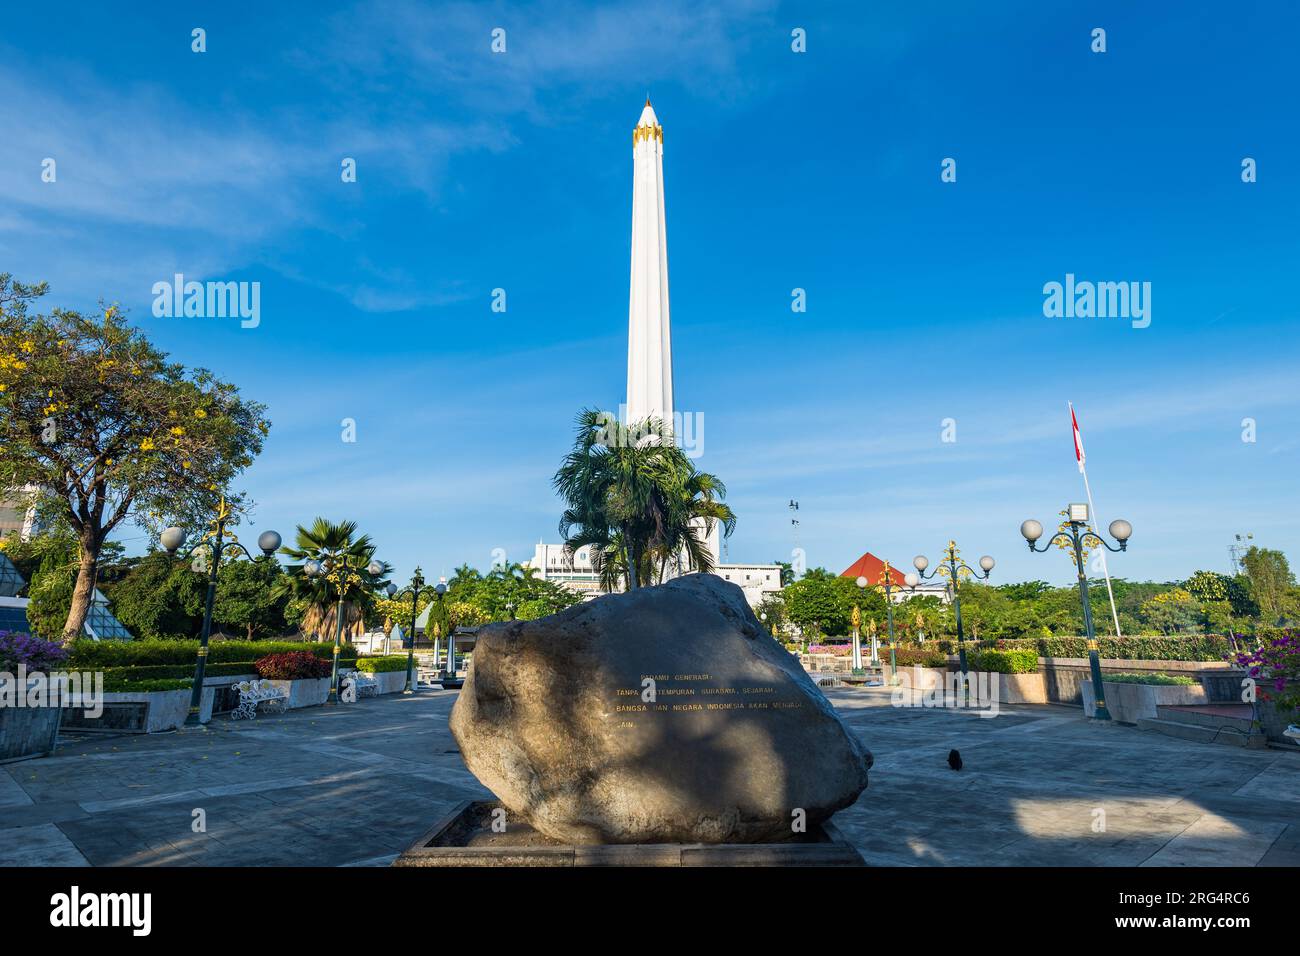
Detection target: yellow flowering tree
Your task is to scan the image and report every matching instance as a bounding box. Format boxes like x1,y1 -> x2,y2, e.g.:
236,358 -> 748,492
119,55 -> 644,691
0,275 -> 271,641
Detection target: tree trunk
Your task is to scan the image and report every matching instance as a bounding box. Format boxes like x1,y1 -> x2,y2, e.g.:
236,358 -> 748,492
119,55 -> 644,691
62,532 -> 101,644
624,526 -> 639,590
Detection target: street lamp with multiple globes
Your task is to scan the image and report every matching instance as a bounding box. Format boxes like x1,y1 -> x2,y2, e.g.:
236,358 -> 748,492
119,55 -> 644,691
386,570 -> 448,694
1020,504 -> 1132,721
857,562 -> 920,680
304,552 -> 384,705
912,542 -> 994,692
160,497 -> 281,727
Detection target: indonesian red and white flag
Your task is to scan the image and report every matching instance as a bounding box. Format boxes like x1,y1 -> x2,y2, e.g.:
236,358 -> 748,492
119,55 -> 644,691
1070,403 -> 1085,473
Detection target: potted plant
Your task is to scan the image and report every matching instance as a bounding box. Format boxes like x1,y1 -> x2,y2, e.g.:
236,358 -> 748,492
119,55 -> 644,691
1232,633 -> 1300,742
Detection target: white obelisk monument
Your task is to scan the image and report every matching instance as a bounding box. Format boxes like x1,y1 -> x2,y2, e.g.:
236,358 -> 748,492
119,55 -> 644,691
626,99 -> 674,430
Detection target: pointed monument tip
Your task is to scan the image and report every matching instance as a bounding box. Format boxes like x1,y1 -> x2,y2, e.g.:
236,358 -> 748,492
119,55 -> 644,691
637,98 -> 659,128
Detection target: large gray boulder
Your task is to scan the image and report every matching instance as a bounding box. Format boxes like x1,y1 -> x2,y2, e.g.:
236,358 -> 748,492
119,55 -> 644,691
449,573 -> 871,844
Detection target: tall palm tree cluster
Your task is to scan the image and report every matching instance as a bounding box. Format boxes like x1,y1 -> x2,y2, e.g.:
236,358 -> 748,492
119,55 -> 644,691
273,518 -> 391,640
553,408 -> 736,591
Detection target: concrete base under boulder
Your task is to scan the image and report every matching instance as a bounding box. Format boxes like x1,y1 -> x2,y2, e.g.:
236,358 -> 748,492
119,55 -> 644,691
392,800 -> 865,867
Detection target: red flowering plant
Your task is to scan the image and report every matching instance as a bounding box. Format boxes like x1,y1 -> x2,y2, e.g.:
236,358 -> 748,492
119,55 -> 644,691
1230,632 -> 1300,720
254,651 -> 331,681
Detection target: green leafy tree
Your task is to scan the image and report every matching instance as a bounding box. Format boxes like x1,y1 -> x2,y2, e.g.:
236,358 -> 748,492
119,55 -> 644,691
441,561 -> 581,624
754,595 -> 788,638
100,550 -> 204,640
24,550 -> 76,640
783,571 -> 882,639
1240,547 -> 1294,625
0,277 -> 270,641
1139,588 -> 1203,635
208,557 -> 288,639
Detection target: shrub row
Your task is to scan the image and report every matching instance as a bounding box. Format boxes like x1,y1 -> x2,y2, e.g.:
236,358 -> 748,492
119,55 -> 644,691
986,635 -> 1232,662
1101,672 -> 1197,686
65,639 -> 356,668
969,648 -> 1040,674
355,655 -> 410,673
101,676 -> 194,693
890,648 -> 950,668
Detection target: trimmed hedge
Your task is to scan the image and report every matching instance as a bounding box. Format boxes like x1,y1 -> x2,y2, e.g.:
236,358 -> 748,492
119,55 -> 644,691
96,663 -> 261,682
355,655 -> 410,673
1102,672 -> 1197,686
970,648 -> 1039,674
66,639 -> 356,668
101,676 -> 194,693
990,635 -> 1231,662
891,648 -> 950,668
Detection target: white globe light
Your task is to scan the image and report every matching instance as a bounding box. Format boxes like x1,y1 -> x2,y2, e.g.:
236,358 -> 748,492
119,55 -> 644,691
913,555 -> 928,572
304,559 -> 321,577
979,555 -> 995,572
160,527 -> 185,553
904,572 -> 919,588
367,560 -> 383,577
1109,519 -> 1132,542
1020,519 -> 1043,543
855,576 -> 868,588
257,530 -> 282,555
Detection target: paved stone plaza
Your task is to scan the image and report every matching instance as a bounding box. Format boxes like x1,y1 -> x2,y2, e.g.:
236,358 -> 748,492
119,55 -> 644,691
1,688 -> 1297,866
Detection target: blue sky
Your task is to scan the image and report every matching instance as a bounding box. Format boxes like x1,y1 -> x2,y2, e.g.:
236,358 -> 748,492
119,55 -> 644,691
2,0 -> 1297,587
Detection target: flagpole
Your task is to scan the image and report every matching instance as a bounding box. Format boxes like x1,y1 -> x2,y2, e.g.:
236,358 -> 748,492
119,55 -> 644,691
1070,402 -> 1123,639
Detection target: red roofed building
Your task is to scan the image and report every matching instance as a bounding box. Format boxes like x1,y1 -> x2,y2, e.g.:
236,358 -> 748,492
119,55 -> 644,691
839,551 -> 951,603
840,552 -> 908,588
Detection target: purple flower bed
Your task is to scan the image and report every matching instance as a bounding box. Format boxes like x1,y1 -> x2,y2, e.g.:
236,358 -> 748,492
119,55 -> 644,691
1230,631 -> 1300,720
0,630 -> 69,675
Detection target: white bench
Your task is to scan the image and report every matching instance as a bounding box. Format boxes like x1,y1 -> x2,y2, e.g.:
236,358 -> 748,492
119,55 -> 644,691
230,679 -> 288,720
343,671 -> 379,699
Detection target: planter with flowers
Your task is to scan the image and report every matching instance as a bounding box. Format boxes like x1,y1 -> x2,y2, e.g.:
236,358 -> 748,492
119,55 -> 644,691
0,631 -> 68,763
1231,631 -> 1300,744
255,651 -> 334,709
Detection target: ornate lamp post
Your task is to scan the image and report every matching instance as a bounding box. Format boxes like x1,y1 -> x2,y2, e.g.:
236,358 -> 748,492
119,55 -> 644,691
849,601 -> 864,672
388,570 -> 448,695
852,577 -> 869,670
160,498 -> 280,728
304,553 -> 384,705
859,562 -> 920,680
1021,505 -> 1131,721
912,542 -> 994,695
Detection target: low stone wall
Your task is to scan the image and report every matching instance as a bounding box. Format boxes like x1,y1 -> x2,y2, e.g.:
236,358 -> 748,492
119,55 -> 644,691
998,672 -> 1049,704
268,677 -> 331,709
1080,678 -> 1208,724
371,670 -> 409,694
61,685 -> 218,732
0,704 -> 62,762
1042,658 -> 1238,706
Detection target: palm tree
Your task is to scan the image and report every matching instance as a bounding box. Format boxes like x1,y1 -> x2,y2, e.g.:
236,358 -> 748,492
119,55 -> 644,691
554,408 -> 736,591
274,518 -> 388,641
